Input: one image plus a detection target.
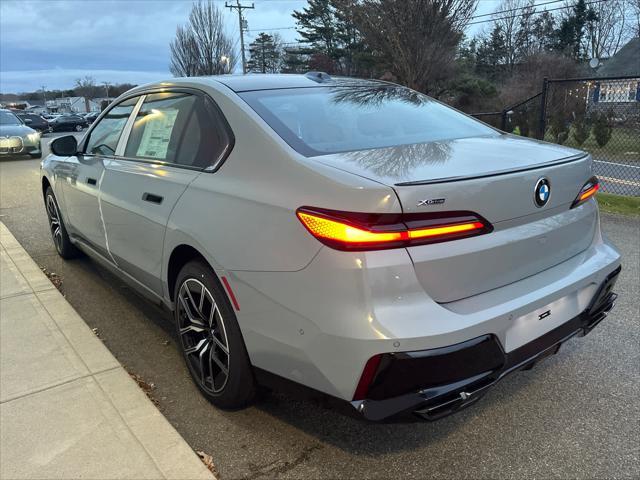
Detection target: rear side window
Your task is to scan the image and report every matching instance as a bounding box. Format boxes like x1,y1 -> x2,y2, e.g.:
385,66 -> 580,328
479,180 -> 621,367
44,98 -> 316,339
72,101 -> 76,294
124,92 -> 230,169
85,97 -> 137,156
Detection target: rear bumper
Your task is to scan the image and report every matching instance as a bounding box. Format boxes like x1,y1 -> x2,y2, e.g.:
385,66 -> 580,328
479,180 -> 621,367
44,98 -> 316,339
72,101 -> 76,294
234,202 -> 621,414
353,265 -> 620,421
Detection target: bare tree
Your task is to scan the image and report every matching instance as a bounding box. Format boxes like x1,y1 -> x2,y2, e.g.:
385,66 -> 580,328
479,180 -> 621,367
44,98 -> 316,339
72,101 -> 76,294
585,0 -> 628,59
355,0 -> 477,96
74,76 -> 97,98
170,1 -> 237,77
630,0 -> 640,37
491,0 -> 533,74
74,76 -> 99,111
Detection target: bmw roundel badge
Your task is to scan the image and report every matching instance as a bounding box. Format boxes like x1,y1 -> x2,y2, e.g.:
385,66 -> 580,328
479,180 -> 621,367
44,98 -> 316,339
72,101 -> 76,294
534,177 -> 551,207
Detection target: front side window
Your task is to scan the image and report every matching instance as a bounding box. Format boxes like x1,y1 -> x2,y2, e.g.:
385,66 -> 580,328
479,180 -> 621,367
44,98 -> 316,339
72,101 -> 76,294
124,92 -> 230,168
85,97 -> 137,155
240,86 -> 497,156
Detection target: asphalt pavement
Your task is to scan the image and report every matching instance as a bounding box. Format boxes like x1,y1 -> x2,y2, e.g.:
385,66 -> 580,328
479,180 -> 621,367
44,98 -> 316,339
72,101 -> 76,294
594,160 -> 640,196
1,139 -> 639,479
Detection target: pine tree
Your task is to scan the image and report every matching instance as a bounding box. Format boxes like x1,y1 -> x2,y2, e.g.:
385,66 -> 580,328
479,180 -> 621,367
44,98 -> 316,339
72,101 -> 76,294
281,47 -> 309,74
554,0 -> 597,59
476,25 -> 508,80
292,0 -> 342,61
247,33 -> 284,73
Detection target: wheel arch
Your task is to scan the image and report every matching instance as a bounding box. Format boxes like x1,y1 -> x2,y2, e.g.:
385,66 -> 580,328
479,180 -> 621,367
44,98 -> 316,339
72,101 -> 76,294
42,175 -> 52,199
166,244 -> 211,303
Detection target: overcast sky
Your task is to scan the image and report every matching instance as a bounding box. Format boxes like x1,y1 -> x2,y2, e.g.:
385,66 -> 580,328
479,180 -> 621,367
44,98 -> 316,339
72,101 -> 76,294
0,0 -> 501,94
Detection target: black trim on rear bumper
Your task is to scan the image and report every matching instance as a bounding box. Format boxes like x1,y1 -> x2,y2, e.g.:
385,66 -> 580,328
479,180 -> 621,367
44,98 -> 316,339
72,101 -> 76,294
354,265 -> 621,421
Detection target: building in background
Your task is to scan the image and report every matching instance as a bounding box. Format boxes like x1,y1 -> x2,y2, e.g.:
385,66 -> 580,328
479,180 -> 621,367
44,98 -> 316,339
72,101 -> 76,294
587,38 -> 640,119
45,96 -> 101,113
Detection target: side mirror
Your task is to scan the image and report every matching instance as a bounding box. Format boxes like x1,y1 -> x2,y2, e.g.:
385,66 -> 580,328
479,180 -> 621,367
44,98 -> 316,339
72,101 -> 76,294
50,135 -> 78,156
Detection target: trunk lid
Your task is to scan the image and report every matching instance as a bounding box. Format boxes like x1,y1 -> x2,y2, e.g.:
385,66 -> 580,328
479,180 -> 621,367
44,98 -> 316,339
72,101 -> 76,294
313,134 -> 596,302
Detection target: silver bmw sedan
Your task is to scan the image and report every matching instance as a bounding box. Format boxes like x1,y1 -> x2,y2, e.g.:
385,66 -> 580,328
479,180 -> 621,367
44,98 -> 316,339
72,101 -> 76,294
0,109 -> 42,158
41,74 -> 621,421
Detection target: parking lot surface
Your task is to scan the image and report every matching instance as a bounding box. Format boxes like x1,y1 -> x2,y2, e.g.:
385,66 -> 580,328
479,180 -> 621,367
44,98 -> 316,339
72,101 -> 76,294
594,160 -> 640,196
1,143 -> 639,479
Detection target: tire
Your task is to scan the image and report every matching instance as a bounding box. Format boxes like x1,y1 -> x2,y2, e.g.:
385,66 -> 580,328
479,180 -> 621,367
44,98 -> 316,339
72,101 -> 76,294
174,260 -> 255,409
44,187 -> 80,259
75,124 -> 83,132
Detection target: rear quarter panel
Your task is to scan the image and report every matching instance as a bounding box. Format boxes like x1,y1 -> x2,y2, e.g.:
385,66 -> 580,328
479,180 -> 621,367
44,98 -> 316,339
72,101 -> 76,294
164,83 -> 401,275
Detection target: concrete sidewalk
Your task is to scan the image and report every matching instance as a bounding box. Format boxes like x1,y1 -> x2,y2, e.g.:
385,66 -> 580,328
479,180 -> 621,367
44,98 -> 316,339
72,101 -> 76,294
0,222 -> 214,480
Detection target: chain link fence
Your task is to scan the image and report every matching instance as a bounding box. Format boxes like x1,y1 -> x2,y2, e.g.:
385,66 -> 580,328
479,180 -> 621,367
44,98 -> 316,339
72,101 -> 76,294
472,76 -> 640,197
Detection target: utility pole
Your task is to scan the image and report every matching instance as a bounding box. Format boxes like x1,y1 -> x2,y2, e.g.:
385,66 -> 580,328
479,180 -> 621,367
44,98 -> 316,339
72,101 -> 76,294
40,85 -> 47,103
225,0 -> 254,74
103,81 -> 111,100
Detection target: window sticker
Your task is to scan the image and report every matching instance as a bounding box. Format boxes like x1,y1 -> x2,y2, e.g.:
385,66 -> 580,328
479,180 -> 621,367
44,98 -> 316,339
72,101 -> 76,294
136,108 -> 179,159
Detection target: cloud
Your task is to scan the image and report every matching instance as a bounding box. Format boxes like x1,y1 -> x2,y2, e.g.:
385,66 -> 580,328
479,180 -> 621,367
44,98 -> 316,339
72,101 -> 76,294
0,0 -> 306,93
0,0 -> 497,94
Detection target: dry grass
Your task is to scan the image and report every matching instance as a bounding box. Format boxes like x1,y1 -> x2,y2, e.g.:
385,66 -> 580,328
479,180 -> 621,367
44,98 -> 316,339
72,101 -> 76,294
40,266 -> 63,292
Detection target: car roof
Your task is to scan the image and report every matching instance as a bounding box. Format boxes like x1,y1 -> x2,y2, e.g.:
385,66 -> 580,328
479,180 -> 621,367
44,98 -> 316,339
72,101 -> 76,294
206,73 -> 390,93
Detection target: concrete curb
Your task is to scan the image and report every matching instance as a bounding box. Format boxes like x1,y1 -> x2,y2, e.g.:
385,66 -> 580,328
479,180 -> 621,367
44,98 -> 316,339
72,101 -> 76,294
0,222 -> 215,480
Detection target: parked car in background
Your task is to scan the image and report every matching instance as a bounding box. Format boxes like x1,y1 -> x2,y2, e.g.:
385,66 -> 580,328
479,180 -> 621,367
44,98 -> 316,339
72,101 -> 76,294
43,113 -> 61,120
14,111 -> 52,133
0,109 -> 41,158
49,114 -> 88,132
84,111 -> 100,124
41,75 -> 621,422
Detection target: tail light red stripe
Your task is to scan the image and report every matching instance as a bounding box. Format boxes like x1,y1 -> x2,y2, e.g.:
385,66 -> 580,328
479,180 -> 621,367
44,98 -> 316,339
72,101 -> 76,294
296,207 -> 491,251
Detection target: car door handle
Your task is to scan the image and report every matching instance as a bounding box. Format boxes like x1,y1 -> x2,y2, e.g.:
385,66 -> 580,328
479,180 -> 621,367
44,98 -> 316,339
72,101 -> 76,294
87,177 -> 97,186
142,192 -> 163,204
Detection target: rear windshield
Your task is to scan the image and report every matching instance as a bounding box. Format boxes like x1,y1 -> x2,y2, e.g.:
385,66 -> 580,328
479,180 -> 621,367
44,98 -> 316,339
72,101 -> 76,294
240,86 -> 497,156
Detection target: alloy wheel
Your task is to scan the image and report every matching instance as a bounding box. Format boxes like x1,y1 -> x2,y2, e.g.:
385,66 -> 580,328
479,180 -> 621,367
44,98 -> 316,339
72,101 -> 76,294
177,278 -> 230,394
46,195 -> 63,253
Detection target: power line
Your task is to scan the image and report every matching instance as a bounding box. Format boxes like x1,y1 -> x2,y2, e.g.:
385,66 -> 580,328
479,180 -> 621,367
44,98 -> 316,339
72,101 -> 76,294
472,0 -> 566,20
245,0 -> 610,42
246,26 -> 296,32
244,0 -> 570,33
467,0 -> 609,26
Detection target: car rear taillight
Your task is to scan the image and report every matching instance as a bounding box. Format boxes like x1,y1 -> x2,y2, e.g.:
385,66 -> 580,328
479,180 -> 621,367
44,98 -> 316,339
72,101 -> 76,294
296,207 -> 492,251
571,176 -> 599,209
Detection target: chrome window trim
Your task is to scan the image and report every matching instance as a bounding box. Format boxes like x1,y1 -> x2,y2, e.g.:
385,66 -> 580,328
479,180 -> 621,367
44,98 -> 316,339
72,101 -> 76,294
80,95 -> 143,158
104,155 -> 205,173
89,87 -> 234,172
115,95 -> 145,157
